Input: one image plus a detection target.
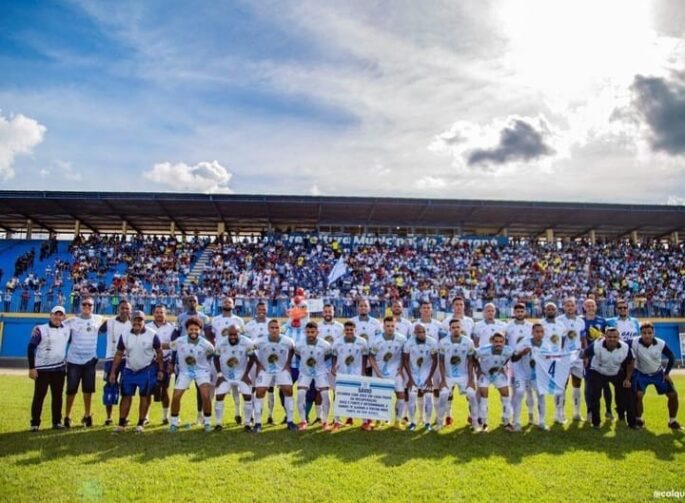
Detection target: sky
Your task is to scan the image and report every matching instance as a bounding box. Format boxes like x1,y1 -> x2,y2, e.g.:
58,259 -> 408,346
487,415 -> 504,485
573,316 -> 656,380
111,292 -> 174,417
1,0 -> 684,204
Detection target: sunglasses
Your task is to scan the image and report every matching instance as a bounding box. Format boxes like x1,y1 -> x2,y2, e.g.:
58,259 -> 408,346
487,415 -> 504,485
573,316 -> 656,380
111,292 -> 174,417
81,303 -> 94,307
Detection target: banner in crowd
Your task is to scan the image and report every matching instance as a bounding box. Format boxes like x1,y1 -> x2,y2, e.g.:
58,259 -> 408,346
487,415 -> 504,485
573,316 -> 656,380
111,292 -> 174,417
333,375 -> 395,421
261,233 -> 509,249
532,349 -> 579,395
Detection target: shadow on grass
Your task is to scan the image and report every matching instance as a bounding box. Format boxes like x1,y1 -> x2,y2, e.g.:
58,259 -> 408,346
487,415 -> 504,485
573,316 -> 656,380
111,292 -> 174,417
2,419 -> 684,468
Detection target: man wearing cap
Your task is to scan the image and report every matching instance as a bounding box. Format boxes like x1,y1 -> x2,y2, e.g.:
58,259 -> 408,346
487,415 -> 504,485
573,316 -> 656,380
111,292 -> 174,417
63,296 -> 104,428
582,326 -> 638,429
109,310 -> 164,433
27,305 -> 70,431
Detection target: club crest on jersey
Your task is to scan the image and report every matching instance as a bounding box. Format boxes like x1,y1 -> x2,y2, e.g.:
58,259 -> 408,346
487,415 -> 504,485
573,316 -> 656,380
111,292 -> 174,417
383,352 -> 393,362
450,355 -> 461,366
267,354 -> 279,364
488,367 -> 498,375
550,335 -> 560,344
416,357 -> 424,367
360,333 -> 368,340
567,331 -> 577,340
226,357 -> 239,368
306,357 -> 317,367
185,356 -> 196,366
344,355 -> 355,366
325,336 -> 334,343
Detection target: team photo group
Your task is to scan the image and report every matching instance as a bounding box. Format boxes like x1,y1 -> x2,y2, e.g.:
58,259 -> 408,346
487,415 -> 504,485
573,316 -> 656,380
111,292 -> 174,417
28,291 -> 681,436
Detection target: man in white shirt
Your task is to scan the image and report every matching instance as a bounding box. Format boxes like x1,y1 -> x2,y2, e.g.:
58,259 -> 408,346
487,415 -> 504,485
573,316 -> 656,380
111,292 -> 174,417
146,304 -> 176,424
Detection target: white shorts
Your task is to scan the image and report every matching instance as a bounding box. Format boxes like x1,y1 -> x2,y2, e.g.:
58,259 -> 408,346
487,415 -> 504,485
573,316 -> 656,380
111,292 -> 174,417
408,373 -> 433,392
570,363 -> 583,379
216,379 -> 251,396
175,370 -> 212,390
478,372 -> 509,390
392,373 -> 407,393
255,370 -> 293,388
445,377 -> 475,395
511,375 -> 534,393
298,372 -> 330,390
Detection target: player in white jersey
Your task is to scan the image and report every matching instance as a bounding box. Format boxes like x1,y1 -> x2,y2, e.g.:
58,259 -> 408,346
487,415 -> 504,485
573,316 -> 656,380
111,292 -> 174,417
473,303 -> 508,348
168,317 -> 215,432
213,324 -> 254,431
244,302 -> 274,424
390,299 -> 413,338
403,323 -> 438,431
146,304 -> 175,424
474,332 -> 514,432
319,304 -> 344,383
440,296 -> 475,426
557,297 -> 587,422
351,299 -> 382,375
247,319 -> 297,432
505,303 -> 535,426
437,319 -> 478,431
330,321 -> 369,431
541,303 -> 565,351
368,317 -> 407,430
510,323 -> 550,431
414,301 -> 444,425
295,322 -> 333,430
629,322 -> 681,430
102,300 -> 131,426
608,299 -> 641,343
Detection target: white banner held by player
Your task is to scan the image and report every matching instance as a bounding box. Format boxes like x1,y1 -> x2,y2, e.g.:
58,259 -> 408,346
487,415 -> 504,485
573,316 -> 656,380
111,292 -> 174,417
333,374 -> 394,421
532,349 -> 578,396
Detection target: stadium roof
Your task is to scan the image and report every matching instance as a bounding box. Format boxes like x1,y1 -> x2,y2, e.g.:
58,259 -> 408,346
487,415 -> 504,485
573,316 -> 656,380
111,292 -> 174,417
0,190 -> 683,240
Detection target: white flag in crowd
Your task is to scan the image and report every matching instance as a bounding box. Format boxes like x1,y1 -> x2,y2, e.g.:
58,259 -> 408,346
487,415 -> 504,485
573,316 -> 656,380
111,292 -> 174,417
327,256 -> 348,285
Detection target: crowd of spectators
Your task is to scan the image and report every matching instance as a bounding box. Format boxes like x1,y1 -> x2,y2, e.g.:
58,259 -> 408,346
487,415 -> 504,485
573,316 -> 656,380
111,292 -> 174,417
1,233 -> 684,318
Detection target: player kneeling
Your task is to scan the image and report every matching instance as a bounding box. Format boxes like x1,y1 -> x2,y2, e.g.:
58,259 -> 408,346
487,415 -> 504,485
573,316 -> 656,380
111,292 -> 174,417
437,319 -> 478,431
168,317 -> 215,432
474,332 -> 514,432
213,325 -> 255,431
247,319 -> 297,432
404,324 -> 438,431
295,322 -> 332,431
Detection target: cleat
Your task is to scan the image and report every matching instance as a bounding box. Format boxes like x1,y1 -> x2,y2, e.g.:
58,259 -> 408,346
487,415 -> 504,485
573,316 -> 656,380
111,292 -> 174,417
123,418 -> 130,427
162,418 -> 169,425
113,425 -> 125,434
234,415 -> 242,425
64,417 -> 71,428
513,423 -> 522,432
668,420 -> 682,431
169,424 -> 178,433
402,416 -> 409,423
446,416 -> 453,426
266,416 -> 274,425
628,424 -> 641,430
244,425 -> 252,432
361,421 -> 373,431
636,418 -> 645,428
424,423 -> 432,432
538,423 -> 549,431
504,423 -> 515,432
407,423 -> 416,431
345,418 -> 354,426
332,422 -> 342,432
203,423 -> 212,433
135,425 -> 144,434
214,425 -> 223,432
52,423 -> 65,430
554,417 -> 567,425
482,423 -> 489,432
252,423 -> 262,433
573,414 -> 583,422
143,418 -> 150,426
30,425 -> 39,432
322,422 -> 331,432
312,417 -> 322,425
471,424 -> 482,433
104,419 -> 113,426
591,424 -> 601,430
297,421 -> 308,431
82,416 -> 93,428
287,421 -> 298,432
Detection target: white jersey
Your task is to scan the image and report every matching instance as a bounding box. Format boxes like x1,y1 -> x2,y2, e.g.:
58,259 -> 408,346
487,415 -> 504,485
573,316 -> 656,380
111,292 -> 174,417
557,314 -> 585,353
473,320 -> 508,347
541,318 -> 566,351
441,315 -> 475,339
244,318 -> 269,341
630,337 -> 668,375
413,319 -> 444,341
438,335 -> 476,380
65,314 -> 105,365
505,320 -> 533,349
215,335 -> 254,380
318,320 -> 344,345
105,318 -> 132,360
614,317 -> 641,343
403,336 -> 438,386
146,320 -> 175,360
370,334 -> 407,378
587,340 -> 632,376
351,315 -> 382,344
512,337 -> 550,379
295,338 -> 332,377
475,345 -> 514,377
393,317 -> 413,338
211,314 -> 245,340
331,336 -> 368,376
254,335 -> 295,375
170,336 -> 215,375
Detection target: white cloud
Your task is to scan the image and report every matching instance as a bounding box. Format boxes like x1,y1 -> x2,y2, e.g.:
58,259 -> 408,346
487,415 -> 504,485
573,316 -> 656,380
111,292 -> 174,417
416,176 -> 448,190
143,160 -> 233,193
54,160 -> 82,181
309,184 -> 321,196
667,195 -> 685,206
0,111 -> 46,180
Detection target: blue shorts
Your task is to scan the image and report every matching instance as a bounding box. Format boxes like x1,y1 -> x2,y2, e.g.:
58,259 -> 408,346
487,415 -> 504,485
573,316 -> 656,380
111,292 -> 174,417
633,370 -> 674,395
121,365 -> 156,397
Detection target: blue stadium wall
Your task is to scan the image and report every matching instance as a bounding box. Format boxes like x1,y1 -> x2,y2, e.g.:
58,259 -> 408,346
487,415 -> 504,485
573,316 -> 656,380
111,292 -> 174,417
1,314 -> 684,363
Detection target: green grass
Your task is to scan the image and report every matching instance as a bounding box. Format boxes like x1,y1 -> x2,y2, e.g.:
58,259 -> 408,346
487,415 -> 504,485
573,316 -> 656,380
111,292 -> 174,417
1,373 -> 684,503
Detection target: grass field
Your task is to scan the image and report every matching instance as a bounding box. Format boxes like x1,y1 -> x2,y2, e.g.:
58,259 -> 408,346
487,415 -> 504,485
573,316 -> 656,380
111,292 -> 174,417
1,373 -> 684,503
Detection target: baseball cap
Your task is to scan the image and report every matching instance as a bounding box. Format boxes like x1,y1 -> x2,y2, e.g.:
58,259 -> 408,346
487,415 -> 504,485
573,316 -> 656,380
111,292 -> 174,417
132,310 -> 146,320
50,305 -> 66,314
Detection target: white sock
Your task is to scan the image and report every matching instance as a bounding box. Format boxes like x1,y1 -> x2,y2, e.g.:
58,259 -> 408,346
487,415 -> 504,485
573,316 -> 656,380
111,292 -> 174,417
254,398 -> 263,424
203,413 -> 211,426
297,389 -> 307,422
321,393 -> 330,423
267,392 -> 275,417
525,387 -> 534,418
555,394 -> 564,418
214,400 -> 225,425
513,391 -> 524,425
284,396 -> 294,422
669,417 -> 676,423
573,388 -> 581,416
538,393 -> 546,425
466,389 -> 478,425
408,390 -> 418,423
432,394 -> 439,423
316,405 -> 322,420
162,407 -> 169,420
243,400 -> 253,423
231,387 -> 240,415
438,388 -> 450,424
501,396 -> 512,424
424,394 -> 434,424
171,416 -> 179,426
479,396 -> 488,425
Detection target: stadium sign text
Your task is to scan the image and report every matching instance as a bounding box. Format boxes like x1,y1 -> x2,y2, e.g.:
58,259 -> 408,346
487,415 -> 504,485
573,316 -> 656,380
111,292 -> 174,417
265,233 -> 508,248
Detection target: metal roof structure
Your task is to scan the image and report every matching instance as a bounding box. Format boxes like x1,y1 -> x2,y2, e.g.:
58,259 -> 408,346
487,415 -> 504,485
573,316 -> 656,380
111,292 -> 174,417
0,190 -> 683,239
